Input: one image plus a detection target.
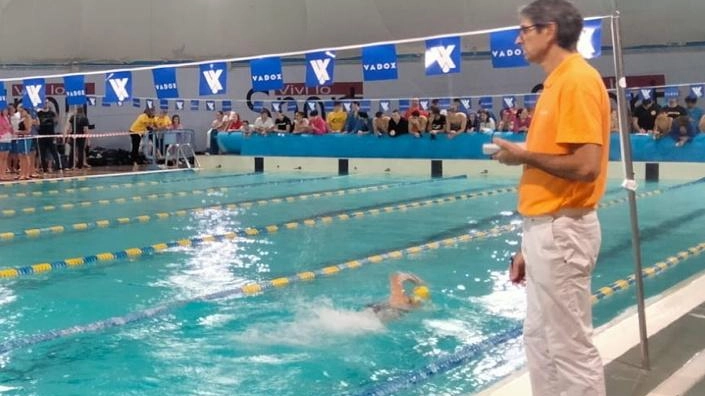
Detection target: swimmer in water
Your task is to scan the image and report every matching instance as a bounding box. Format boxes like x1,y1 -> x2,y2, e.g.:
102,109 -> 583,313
365,272 -> 430,321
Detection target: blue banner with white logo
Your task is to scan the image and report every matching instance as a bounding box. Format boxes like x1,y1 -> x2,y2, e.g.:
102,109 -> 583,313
133,98 -> 141,108
190,100 -> 199,111
22,78 -> 46,108
361,44 -> 398,81
200,62 -> 228,96
145,99 -> 154,109
664,86 -> 680,99
101,98 -> 111,107
287,101 -> 298,112
271,102 -> 282,112
87,97 -> 97,106
459,98 -> 472,111
398,99 -> 410,112
0,83 -> 6,110
222,100 -> 232,112
419,99 -> 430,111
638,88 -> 655,102
250,57 -> 284,91
306,51 -> 336,87
690,85 -> 704,99
437,98 -> 451,109
152,67 -> 179,99
306,101 -> 317,112
175,100 -> 184,111
524,94 -> 538,108
379,100 -> 391,113
479,97 -> 493,109
104,71 -> 132,103
205,100 -> 216,111
490,29 -> 529,68
360,100 -> 371,112
159,99 -> 169,110
63,75 -> 86,105
578,19 -> 602,59
253,101 -> 264,112
425,36 -> 461,76
502,96 -> 516,108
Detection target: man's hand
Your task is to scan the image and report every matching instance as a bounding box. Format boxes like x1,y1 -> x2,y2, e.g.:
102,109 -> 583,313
509,252 -> 526,285
492,137 -> 527,166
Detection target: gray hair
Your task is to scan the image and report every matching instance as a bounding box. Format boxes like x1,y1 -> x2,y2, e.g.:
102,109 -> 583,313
520,0 -> 583,51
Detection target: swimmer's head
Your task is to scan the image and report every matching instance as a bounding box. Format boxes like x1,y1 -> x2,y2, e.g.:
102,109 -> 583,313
411,285 -> 430,303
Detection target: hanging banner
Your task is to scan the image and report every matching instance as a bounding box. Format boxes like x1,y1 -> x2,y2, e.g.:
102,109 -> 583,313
190,100 -> 200,111
175,100 -> 184,111
460,98 -> 472,111
63,75 -> 87,106
22,78 -> 46,108
361,44 -> 398,81
87,97 -> 97,106
502,96 -> 516,108
250,57 -> 284,91
253,101 -> 264,112
523,94 -> 538,108
145,99 -> 154,109
425,36 -> 461,76
159,99 -> 169,110
271,101 -> 282,112
101,98 -> 111,107
490,29 -> 529,68
205,100 -> 216,111
689,85 -> 704,98
104,71 -> 132,103
222,100 -> 232,112
638,88 -> 655,102
398,99 -> 410,111
306,101 -> 317,112
359,100 -> 371,112
437,98 -> 451,109
199,62 -> 228,95
306,51 -> 336,87
664,86 -> 680,99
133,98 -> 141,108
0,83 -> 6,110
419,99 -> 430,110
578,19 -> 602,59
287,101 -> 298,112
479,97 -> 493,109
379,100 -> 391,113
152,67 -> 180,99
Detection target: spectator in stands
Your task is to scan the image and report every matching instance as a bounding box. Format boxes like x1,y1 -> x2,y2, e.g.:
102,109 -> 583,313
373,111 -> 389,137
171,114 -> 182,130
467,112 -> 479,132
128,107 -> 155,166
609,108 -> 619,132
408,110 -> 426,138
631,99 -> 658,133
240,120 -> 252,135
653,110 -> 672,139
661,97 -> 687,119
404,98 -> 429,119
308,110 -> 328,135
670,115 -> 695,147
226,111 -> 242,131
14,106 -> 34,180
427,106 -> 446,138
36,102 -> 62,174
350,111 -> 373,135
154,109 -> 172,129
326,101 -> 347,133
274,111 -> 292,133
497,108 -> 516,132
253,109 -> 275,135
387,110 -> 408,137
0,107 -> 12,180
446,103 -> 467,139
68,107 -> 91,169
344,101 -> 361,133
477,110 -> 496,132
211,111 -> 228,132
292,111 -> 310,134
685,96 -> 703,132
514,108 -> 532,133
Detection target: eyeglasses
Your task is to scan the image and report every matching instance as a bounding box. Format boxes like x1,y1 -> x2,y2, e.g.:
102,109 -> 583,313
518,24 -> 542,35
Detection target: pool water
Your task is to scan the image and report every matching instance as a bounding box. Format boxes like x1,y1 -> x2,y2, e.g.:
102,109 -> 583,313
0,170 -> 703,396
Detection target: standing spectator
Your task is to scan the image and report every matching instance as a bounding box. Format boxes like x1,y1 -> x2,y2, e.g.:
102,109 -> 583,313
609,107 -> 619,132
352,111 -> 373,135
343,101 -> 361,133
211,111 -> 228,131
128,108 -> 155,166
373,111 -> 389,137
69,107 -> 91,169
154,109 -> 172,129
407,111 -> 426,138
171,114 -> 183,130
387,110 -> 408,137
684,95 -> 703,132
427,106 -> 447,138
253,109 -> 275,135
497,108 -> 516,132
446,103 -> 467,139
226,111 -> 242,131
404,98 -> 429,119
14,107 -> 34,180
493,0 -> 609,394
514,108 -> 532,133
477,110 -> 496,132
274,111 -> 292,133
292,111 -> 310,134
653,110 -> 673,138
37,102 -> 62,173
661,97 -> 687,119
632,99 -> 658,133
0,107 -> 12,180
308,110 -> 328,135
467,112 -> 479,132
326,101 -> 347,133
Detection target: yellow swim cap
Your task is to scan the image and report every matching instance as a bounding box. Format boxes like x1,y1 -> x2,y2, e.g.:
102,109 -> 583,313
412,285 -> 430,302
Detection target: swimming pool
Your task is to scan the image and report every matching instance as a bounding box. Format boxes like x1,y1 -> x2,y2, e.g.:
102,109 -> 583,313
0,170 -> 704,395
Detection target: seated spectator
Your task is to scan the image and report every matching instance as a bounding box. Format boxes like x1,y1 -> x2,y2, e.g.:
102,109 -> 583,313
253,109 -> 275,135
685,95 -> 704,132
352,111 -> 373,135
171,114 -> 183,130
513,108 -> 531,133
404,98 -> 429,119
446,104 -> 467,139
653,110 -> 672,139
210,111 -> 228,132
466,112 -> 479,132
496,108 -> 515,132
344,101 -> 361,133
427,106 -> 446,138
632,99 -> 658,133
387,110 -> 408,137
408,110 -> 426,138
670,115 -> 695,147
240,120 -> 252,136
274,111 -> 292,133
308,110 -> 328,135
292,111 -> 310,134
662,97 -> 688,119
373,111 -> 389,137
326,101 -> 347,133
226,111 -> 242,131
477,110 -> 496,132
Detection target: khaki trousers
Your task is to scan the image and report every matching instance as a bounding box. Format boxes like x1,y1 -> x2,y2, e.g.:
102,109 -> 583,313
522,210 -> 606,396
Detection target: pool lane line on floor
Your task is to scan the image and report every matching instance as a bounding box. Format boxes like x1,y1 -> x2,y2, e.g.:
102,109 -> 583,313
356,239 -> 705,396
0,168 -> 195,188
0,184 -> 513,277
0,174 -> 344,218
0,172 -> 259,200
0,176 -> 468,242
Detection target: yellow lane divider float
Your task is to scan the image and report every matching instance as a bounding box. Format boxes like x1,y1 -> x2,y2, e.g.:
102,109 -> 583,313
0,177 -> 470,241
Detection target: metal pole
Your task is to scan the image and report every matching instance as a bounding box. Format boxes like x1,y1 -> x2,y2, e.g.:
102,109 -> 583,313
610,11 -> 650,370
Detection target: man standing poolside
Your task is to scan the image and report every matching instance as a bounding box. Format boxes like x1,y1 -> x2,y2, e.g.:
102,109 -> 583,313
492,0 -> 609,395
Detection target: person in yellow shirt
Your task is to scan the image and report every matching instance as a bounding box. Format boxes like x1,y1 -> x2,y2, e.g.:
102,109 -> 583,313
491,1 -> 609,395
129,108 -> 155,166
326,101 -> 347,133
154,109 -> 172,130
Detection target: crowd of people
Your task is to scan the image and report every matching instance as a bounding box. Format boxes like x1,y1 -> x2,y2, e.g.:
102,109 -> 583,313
0,102 -> 93,180
128,107 -> 184,167
628,94 -> 705,147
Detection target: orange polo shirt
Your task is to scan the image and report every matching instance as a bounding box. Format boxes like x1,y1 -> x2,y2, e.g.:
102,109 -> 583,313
518,53 -> 610,216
